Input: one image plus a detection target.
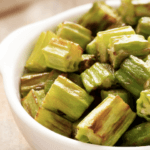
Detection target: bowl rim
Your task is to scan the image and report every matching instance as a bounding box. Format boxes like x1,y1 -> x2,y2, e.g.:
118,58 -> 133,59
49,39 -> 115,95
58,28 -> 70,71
0,1 -> 149,150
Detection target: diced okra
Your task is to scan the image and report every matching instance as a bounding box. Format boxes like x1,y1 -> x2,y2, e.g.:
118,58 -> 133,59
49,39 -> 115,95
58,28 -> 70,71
81,62 -> 115,93
42,75 -> 94,122
35,107 -> 72,137
44,70 -> 67,94
86,26 -> 135,63
115,55 -> 150,97
42,38 -> 82,72
120,122 -> 150,146
118,0 -> 150,25
56,21 -> 92,50
21,89 -> 45,118
136,17 -> 150,38
20,72 -> 50,97
101,89 -> 134,110
137,90 -> 150,121
25,31 -> 57,72
78,54 -> 96,73
75,94 -> 136,146
78,1 -> 119,35
108,34 -> 150,69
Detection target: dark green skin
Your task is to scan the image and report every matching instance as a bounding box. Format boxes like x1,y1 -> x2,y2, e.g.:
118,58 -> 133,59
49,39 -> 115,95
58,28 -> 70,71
121,122 -> 150,146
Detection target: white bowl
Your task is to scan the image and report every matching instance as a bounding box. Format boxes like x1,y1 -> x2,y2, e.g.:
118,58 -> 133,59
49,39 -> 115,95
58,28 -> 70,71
0,1 -> 149,150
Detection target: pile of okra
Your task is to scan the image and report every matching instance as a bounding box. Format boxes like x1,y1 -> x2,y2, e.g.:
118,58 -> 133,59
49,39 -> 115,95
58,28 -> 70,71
21,0 -> 150,146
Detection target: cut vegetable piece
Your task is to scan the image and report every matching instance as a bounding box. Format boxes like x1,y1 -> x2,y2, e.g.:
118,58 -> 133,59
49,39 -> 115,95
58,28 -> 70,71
101,89 -> 134,110
121,122 -> 150,146
35,107 -> 72,137
87,26 -> 135,63
108,34 -> 150,69
25,31 -> 57,72
78,1 -> 119,35
21,89 -> 45,118
42,38 -> 82,72
75,94 -> 136,146
115,55 -> 150,97
115,68 -> 143,98
81,62 -> 115,93
118,0 -> 138,25
136,17 -> 150,38
78,54 -> 96,73
86,38 -> 97,55
137,90 -> 150,121
56,21 -> 92,50
20,72 -> 50,97
44,70 -> 67,94
118,0 -> 150,25
42,75 -> 94,122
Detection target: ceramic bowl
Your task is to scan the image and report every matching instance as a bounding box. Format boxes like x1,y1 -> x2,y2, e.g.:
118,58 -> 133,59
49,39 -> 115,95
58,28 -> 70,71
0,1 -> 149,150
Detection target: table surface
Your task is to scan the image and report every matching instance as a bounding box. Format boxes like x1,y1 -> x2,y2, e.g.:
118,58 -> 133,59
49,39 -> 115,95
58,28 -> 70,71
0,0 -> 100,149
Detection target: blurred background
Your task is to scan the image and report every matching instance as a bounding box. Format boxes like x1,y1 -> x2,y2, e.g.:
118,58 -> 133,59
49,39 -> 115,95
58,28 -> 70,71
0,0 -> 98,149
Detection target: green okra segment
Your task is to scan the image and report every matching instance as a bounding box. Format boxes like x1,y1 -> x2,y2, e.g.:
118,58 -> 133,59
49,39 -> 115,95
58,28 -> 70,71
137,90 -> 150,121
118,0 -> 150,26
136,17 -> 150,38
35,107 -> 72,137
78,1 -> 119,35
81,62 -> 115,93
21,89 -> 45,118
115,55 -> 150,97
20,72 -> 50,97
44,70 -> 67,94
56,21 -> 92,50
25,31 -> 57,72
42,38 -> 82,72
101,89 -> 134,111
86,26 -> 135,63
120,122 -> 150,146
42,75 -> 94,122
108,34 -> 150,69
78,54 -> 96,73
75,94 -> 136,146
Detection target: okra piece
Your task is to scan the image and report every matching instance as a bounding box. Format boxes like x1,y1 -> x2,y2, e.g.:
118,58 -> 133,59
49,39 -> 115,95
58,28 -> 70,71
44,70 -> 67,94
21,89 -> 45,118
35,107 -> 72,137
145,54 -> 150,67
20,72 -> 50,97
108,34 -> 150,69
136,17 -> 150,38
118,0 -> 150,25
78,54 -> 96,73
120,122 -> 150,146
101,89 -> 134,110
56,21 -> 92,50
115,55 -> 150,97
42,75 -> 94,122
137,90 -> 150,121
86,38 -> 97,55
118,0 -> 138,25
78,1 -> 119,35
25,31 -> 57,72
75,94 -> 136,146
81,62 -> 115,93
87,26 -> 135,63
42,38 -> 82,72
